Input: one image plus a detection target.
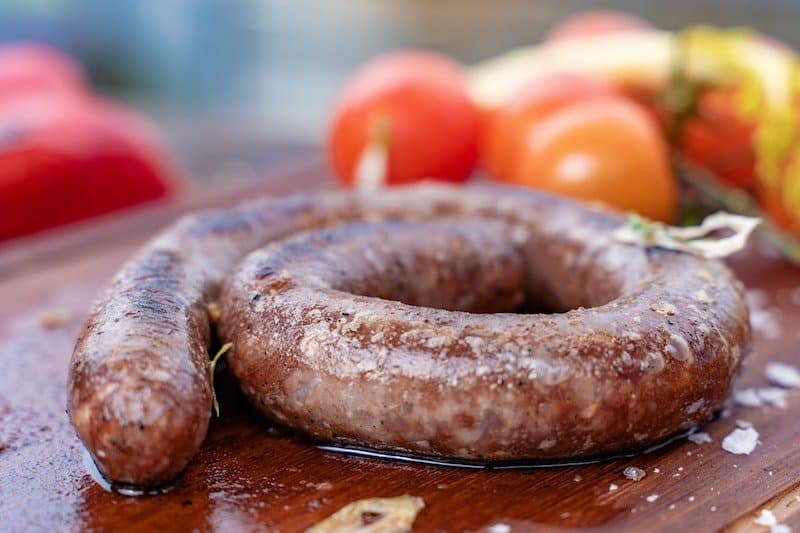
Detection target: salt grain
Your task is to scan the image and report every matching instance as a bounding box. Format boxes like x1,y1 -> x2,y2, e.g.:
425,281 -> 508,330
487,524 -> 511,533
747,291 -> 783,339
755,509 -> 776,527
688,432 -> 712,444
750,309 -> 783,339
722,426 -> 759,455
734,388 -> 764,407
765,362 -> 800,388
646,494 -> 659,503
623,467 -> 646,481
758,387 -> 789,408
609,483 -> 619,492
754,509 -> 792,533
736,387 -> 790,409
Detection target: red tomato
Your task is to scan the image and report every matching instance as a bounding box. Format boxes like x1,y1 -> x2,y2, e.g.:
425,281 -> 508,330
327,51 -> 480,187
677,87 -> 757,190
0,93 -> 181,242
480,73 -> 619,181
509,98 -> 678,222
546,10 -> 651,42
0,42 -> 85,101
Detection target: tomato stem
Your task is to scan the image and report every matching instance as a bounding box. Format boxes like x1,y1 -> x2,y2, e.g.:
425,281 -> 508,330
354,115 -> 392,190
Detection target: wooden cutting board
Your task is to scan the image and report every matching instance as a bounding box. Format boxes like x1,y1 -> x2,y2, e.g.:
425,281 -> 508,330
2,159 -> 800,532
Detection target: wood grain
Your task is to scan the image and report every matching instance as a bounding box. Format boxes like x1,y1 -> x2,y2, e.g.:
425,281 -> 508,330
1,164 -> 799,532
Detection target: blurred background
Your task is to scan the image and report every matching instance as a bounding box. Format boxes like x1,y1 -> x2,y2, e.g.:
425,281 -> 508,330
2,0 -> 800,250
4,0 -> 798,156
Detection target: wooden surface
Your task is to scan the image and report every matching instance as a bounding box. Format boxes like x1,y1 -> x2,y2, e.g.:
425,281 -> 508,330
2,160 -> 800,532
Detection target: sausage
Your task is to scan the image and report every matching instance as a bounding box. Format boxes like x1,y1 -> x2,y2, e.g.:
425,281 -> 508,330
68,184 -> 750,486
219,208 -> 750,461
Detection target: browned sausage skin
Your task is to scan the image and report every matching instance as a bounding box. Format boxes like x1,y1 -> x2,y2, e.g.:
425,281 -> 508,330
68,184 -> 750,486
220,210 -> 749,461
69,193 -> 357,486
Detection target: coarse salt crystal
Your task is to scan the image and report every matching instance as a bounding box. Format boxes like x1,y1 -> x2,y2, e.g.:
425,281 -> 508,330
758,387 -> 789,409
609,483 -> 619,492
646,494 -> 659,503
756,511 -> 793,533
765,362 -> 800,388
623,467 -> 646,481
688,432 -> 712,444
722,427 -> 759,455
734,388 -> 763,407
487,524 -> 511,533
750,309 -> 782,339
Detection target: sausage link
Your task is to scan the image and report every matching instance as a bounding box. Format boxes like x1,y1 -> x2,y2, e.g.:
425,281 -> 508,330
68,184 -> 750,485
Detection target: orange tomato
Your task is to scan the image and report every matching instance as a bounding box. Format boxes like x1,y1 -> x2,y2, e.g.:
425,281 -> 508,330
677,87 -> 757,190
757,184 -> 800,234
327,51 -> 479,187
480,73 -> 619,181
509,98 -> 678,222
545,10 -> 651,42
